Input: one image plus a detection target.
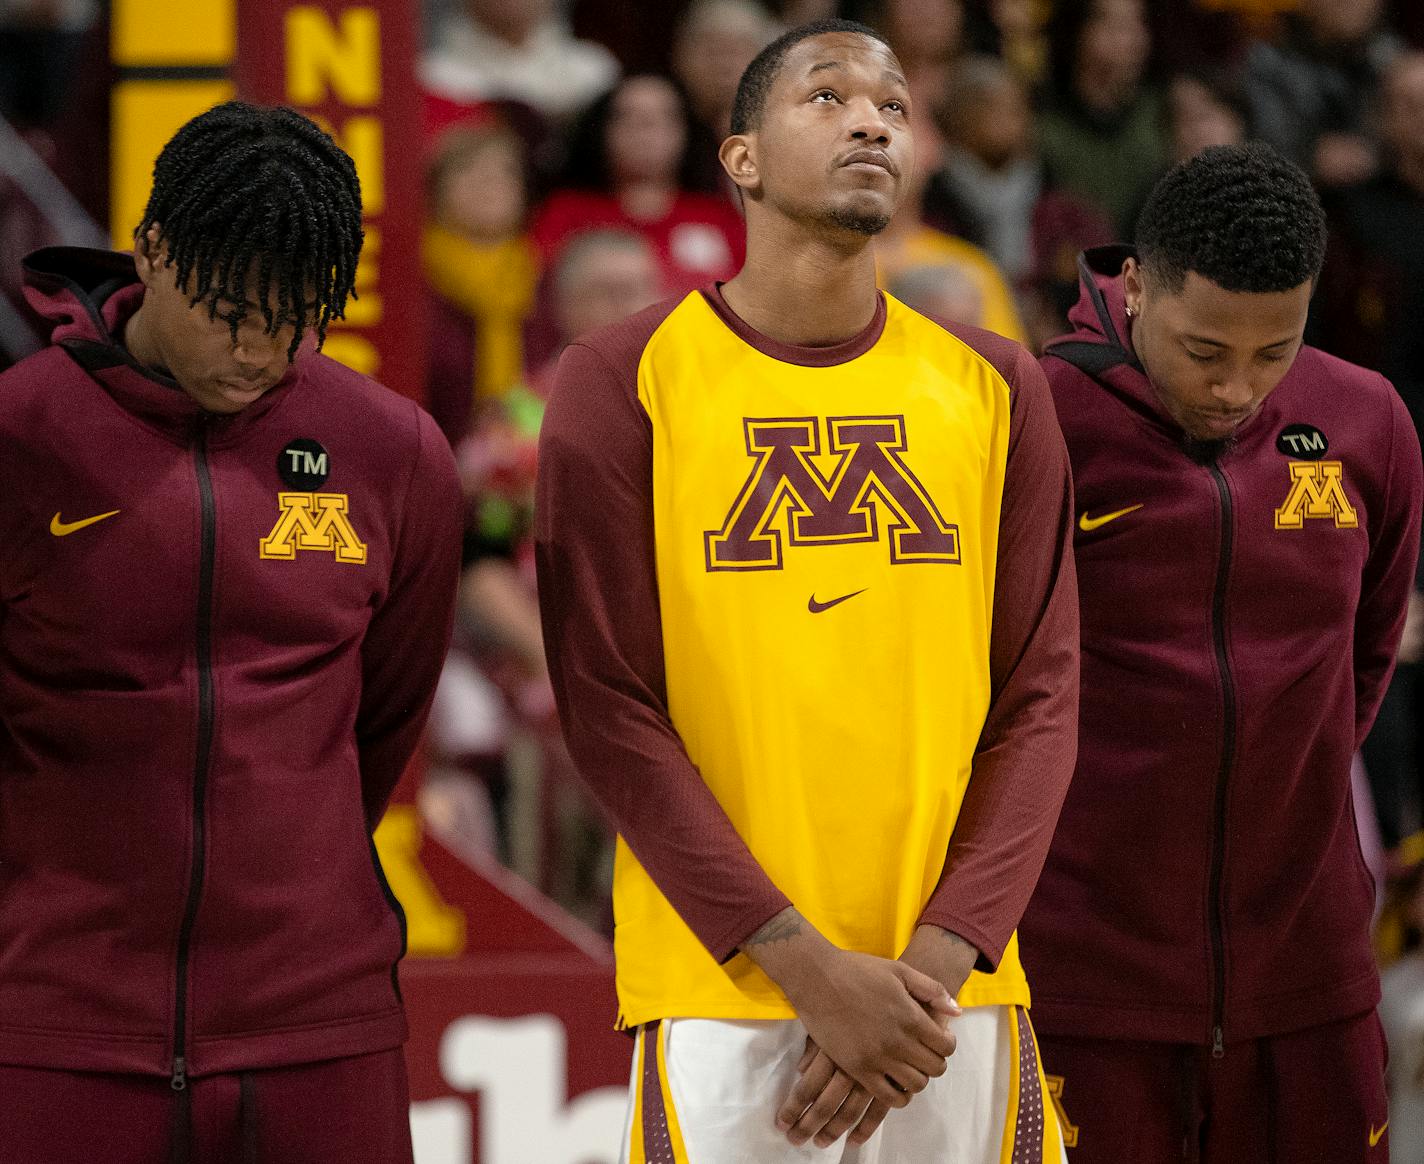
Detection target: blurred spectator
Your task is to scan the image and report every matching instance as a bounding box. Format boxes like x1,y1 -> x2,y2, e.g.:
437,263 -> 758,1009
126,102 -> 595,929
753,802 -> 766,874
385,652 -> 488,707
925,54 -> 1040,282
986,0 -> 1051,89
856,0 -> 966,111
1381,945 -> 1424,1158
429,230 -> 659,921
530,228 -> 662,391
423,124 -> 540,445
531,73 -> 744,294
1038,0 -> 1168,236
1021,191 -> 1119,352
1311,50 -> 1424,864
888,262 -> 986,328
1166,71 -> 1251,163
920,54 -> 1113,346
1243,0 -> 1402,188
877,119 -> 1026,342
0,0 -> 96,130
1313,50 -> 1424,441
672,0 -> 780,144
421,0 -> 620,122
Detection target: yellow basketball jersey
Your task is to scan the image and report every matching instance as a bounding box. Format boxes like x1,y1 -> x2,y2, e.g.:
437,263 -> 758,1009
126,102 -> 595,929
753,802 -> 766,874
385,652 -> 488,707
610,289 -> 1029,1026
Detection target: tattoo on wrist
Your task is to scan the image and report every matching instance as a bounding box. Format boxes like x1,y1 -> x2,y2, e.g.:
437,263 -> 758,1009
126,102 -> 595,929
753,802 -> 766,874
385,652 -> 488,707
747,908 -> 804,949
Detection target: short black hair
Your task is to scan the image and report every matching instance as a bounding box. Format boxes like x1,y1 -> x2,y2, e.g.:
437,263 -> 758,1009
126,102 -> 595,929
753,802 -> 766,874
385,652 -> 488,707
136,101 -> 363,359
729,18 -> 890,136
1135,143 -> 1326,294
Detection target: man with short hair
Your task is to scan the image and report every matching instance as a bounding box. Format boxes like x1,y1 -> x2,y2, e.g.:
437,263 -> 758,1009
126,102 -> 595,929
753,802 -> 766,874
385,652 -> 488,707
0,101 -> 461,1161
1020,143 -> 1422,1162
537,19 -> 1077,1161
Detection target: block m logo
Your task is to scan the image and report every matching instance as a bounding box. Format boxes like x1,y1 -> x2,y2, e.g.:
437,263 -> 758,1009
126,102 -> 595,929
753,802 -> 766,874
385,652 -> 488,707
260,492 -> 369,564
1273,461 -> 1359,530
705,415 -> 960,571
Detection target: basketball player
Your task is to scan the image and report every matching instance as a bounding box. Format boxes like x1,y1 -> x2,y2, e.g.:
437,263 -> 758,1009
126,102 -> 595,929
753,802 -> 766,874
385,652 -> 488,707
1020,144 -> 1423,1161
0,102 -> 461,1161
537,19 -> 1077,1161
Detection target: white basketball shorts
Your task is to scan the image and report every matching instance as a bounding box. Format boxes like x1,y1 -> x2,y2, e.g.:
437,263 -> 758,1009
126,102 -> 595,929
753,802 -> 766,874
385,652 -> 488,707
619,1005 -> 1068,1163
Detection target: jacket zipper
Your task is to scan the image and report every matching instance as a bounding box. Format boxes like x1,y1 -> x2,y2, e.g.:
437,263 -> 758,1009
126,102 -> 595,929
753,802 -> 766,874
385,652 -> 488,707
1206,462 -> 1236,1061
172,421 -> 217,1091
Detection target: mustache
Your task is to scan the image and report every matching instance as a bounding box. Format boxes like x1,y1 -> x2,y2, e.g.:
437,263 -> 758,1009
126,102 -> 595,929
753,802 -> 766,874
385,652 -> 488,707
837,147 -> 900,176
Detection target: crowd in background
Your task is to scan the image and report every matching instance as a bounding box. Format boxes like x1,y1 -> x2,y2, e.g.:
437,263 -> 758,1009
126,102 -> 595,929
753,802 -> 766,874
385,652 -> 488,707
407,0 -> 1424,954
7,0 -> 1424,1137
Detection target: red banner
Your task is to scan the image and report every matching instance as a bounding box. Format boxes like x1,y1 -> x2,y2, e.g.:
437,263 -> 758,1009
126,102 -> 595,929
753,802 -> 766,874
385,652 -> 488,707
396,826 -> 630,1164
236,0 -> 425,403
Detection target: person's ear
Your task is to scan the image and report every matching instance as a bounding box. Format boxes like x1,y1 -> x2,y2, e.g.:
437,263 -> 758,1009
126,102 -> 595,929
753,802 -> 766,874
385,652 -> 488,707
133,225 -> 166,287
720,133 -> 760,195
1122,255 -> 1144,317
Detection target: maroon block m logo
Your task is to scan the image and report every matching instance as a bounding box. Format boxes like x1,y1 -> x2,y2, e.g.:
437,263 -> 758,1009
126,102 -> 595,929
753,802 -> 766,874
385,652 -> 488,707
704,415 -> 960,571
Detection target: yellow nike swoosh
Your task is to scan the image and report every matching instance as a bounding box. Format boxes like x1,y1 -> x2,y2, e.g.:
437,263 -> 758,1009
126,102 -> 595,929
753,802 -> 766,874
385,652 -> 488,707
1370,1121 -> 1388,1147
1078,504 -> 1143,532
50,509 -> 121,537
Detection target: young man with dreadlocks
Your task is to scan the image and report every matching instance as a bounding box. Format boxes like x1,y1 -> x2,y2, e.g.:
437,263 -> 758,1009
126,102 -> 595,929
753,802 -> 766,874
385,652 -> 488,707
0,102 -> 460,1162
1018,144 -> 1422,1161
538,19 -> 1077,1162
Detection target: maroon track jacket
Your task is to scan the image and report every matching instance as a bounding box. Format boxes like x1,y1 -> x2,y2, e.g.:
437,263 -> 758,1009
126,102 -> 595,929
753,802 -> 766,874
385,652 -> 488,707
1018,247 -> 1423,1048
0,248 -> 461,1080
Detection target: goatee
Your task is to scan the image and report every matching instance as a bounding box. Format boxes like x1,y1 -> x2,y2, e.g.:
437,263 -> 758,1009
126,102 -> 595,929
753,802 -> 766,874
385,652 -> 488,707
828,205 -> 891,235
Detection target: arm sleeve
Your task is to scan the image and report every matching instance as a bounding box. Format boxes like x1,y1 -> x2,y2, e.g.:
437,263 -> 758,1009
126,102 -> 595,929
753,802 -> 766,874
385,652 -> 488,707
1353,382 -> 1424,748
356,406 -> 464,827
917,346 -> 1081,972
535,341 -> 792,962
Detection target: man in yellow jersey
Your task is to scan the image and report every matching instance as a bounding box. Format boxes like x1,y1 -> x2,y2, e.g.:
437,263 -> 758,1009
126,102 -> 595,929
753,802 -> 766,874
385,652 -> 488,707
536,19 -> 1079,1162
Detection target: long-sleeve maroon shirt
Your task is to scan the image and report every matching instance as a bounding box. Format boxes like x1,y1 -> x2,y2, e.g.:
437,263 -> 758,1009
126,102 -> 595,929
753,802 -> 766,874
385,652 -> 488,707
0,248 -> 462,1078
1019,247 -> 1423,1046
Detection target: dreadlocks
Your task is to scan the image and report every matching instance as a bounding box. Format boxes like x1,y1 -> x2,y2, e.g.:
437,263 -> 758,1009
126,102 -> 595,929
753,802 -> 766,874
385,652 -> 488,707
136,101 -> 364,359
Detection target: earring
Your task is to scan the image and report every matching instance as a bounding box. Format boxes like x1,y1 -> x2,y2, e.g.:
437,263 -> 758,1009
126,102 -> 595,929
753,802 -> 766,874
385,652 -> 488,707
1125,304 -> 1137,318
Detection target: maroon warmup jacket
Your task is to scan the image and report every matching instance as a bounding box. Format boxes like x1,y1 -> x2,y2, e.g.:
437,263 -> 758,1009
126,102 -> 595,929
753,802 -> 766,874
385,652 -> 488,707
0,248 -> 461,1082
1019,247 -> 1423,1049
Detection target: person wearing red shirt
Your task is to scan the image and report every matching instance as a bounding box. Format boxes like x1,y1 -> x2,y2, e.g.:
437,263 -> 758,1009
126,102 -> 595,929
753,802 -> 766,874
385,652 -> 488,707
531,73 -> 746,295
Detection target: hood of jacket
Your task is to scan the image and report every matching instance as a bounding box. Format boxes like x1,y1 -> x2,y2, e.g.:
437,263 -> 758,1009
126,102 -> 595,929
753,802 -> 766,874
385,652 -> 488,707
18,246 -> 297,444
22,245 -> 147,348
1045,245 -> 1197,440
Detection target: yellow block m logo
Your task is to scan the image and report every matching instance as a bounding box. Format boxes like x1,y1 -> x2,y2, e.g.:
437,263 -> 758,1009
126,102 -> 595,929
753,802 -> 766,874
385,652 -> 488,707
1273,461 -> 1359,530
260,492 -> 368,564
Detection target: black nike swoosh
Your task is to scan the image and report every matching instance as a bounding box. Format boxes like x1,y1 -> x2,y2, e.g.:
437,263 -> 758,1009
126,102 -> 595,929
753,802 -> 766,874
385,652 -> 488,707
808,589 -> 867,614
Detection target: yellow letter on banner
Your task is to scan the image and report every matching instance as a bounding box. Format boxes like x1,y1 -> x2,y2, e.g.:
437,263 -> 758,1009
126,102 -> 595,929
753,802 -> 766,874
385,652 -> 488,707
286,7 -> 381,106
325,115 -> 384,214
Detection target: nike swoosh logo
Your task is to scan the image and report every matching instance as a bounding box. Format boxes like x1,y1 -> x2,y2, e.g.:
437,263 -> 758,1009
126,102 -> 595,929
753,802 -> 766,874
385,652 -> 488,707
808,589 -> 866,614
1370,1121 -> 1388,1147
1078,504 -> 1143,532
50,509 -> 121,537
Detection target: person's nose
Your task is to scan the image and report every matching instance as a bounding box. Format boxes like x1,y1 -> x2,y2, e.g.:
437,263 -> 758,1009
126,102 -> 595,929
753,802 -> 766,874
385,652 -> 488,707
232,319 -> 282,368
1208,375 -> 1254,409
846,97 -> 892,146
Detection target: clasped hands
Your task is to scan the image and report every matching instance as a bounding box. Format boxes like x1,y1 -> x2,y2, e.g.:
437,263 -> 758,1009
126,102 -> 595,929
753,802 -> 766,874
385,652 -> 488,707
745,914 -> 977,1151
